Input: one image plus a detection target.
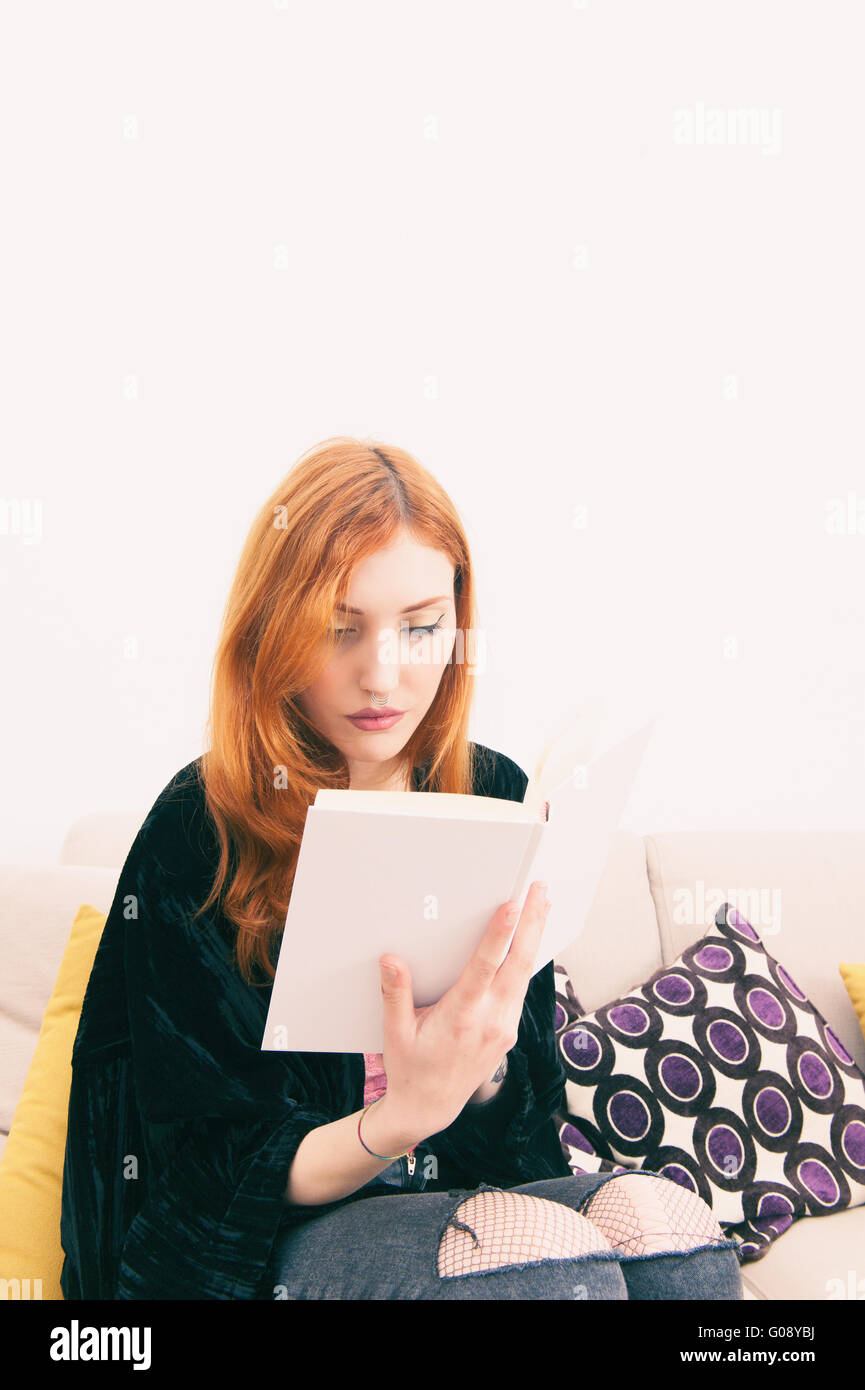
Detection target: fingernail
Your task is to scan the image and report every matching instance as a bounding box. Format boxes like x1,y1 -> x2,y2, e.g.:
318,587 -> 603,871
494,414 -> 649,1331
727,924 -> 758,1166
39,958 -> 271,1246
536,881 -> 548,895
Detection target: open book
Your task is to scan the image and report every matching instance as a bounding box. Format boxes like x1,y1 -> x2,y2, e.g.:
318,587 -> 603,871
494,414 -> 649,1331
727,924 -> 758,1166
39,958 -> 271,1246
262,708 -> 656,1053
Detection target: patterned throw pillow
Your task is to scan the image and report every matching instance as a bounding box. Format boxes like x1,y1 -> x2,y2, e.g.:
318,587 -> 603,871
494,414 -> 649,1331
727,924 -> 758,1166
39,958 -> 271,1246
552,903 -> 865,1262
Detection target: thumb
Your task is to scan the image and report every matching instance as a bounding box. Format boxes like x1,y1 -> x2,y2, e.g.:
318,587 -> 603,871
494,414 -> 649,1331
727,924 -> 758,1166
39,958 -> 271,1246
379,956 -> 413,1030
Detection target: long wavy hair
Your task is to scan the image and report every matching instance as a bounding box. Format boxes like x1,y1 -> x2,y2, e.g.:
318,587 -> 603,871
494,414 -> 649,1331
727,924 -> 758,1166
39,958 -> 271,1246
193,437 -> 480,986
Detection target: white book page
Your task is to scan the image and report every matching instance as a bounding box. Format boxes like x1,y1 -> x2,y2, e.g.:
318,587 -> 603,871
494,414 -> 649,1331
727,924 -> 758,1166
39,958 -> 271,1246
528,719 -> 656,973
523,695 -> 608,814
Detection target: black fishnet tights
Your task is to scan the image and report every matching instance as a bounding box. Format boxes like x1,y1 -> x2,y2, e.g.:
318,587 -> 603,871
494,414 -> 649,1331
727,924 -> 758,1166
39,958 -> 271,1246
437,1174 -> 728,1277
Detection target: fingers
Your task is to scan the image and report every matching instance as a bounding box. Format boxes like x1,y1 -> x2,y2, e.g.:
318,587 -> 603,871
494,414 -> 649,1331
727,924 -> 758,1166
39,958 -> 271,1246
450,882 -> 549,1013
489,880 -> 550,1003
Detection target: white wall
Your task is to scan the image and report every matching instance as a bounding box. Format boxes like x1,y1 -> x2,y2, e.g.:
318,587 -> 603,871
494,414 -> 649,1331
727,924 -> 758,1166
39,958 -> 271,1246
2,0 -> 863,864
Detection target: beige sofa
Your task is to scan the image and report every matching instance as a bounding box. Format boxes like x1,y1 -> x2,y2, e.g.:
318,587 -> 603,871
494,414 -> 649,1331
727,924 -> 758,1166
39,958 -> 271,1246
1,814 -> 863,1301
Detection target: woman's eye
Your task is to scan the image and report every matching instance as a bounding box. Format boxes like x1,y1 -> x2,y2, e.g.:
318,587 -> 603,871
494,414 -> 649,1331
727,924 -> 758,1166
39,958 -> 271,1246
332,617 -> 445,640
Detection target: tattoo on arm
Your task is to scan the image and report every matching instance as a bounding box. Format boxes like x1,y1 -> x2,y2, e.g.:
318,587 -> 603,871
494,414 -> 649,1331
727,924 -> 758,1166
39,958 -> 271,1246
491,1057 -> 508,1084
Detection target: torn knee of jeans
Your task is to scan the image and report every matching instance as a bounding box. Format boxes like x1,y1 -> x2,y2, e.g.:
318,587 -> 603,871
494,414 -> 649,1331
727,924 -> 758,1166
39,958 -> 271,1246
444,1215 -> 480,1248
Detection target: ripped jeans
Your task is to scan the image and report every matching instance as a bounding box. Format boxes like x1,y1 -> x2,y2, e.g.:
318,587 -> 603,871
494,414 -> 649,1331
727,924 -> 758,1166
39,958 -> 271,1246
266,1169 -> 743,1300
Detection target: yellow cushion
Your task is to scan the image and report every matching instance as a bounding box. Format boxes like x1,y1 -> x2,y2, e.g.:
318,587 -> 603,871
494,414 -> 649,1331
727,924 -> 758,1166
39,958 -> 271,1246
839,961 -> 865,1045
0,904 -> 106,1300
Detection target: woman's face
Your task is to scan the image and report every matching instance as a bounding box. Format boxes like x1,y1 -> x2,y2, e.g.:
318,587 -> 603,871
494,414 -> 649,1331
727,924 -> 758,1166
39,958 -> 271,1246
296,533 -> 458,790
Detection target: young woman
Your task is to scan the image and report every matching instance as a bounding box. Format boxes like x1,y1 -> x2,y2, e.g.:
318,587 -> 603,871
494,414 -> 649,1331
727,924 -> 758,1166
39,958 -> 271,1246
60,437 -> 743,1300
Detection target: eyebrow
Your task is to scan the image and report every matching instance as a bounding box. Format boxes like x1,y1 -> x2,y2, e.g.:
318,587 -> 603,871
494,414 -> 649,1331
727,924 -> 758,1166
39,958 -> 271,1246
335,594 -> 453,616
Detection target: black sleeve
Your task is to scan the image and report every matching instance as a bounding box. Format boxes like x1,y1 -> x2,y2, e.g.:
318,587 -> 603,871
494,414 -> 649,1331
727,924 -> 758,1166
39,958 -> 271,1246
61,778 -> 343,1301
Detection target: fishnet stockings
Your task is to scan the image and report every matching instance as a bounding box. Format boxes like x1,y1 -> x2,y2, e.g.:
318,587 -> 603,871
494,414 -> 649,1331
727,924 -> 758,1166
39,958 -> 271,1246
436,1175 -> 727,1277
580,1173 -> 727,1257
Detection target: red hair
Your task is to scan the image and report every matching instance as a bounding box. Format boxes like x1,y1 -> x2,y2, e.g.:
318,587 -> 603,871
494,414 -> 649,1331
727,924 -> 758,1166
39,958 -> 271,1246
193,437 -> 480,985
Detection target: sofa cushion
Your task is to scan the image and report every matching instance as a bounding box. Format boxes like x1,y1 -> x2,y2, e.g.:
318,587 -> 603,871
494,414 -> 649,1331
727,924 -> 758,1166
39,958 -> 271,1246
0,903 -> 106,1299
736,1198 -> 865,1300
0,865 -> 120,1163
840,962 -> 865,1045
553,903 -> 865,1265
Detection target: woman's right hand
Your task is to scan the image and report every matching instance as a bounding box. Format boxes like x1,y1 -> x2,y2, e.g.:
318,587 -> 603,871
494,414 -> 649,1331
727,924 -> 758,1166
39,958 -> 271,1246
376,880 -> 551,1139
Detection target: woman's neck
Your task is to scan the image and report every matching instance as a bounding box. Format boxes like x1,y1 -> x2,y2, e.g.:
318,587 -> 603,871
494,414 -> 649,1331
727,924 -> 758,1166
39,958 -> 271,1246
349,764 -> 414,793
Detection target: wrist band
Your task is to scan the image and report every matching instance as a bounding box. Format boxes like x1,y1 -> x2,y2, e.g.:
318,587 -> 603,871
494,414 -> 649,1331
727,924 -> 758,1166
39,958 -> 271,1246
357,1057 -> 508,1161
357,1097 -> 417,1161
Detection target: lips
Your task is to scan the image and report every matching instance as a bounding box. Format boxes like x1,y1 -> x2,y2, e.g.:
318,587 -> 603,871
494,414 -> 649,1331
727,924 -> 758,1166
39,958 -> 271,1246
346,710 -> 405,731
349,707 -> 402,717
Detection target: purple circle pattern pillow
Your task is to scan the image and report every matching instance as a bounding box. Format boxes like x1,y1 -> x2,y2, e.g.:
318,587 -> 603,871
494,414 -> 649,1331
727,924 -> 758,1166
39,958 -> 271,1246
552,903 -> 865,1262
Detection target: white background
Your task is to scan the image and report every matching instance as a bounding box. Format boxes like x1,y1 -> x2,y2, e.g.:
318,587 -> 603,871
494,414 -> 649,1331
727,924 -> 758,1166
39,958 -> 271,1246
2,0 -> 863,863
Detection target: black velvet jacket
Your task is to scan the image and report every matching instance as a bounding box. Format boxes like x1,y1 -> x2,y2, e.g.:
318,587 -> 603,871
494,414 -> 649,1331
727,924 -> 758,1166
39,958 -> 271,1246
59,743 -> 572,1300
